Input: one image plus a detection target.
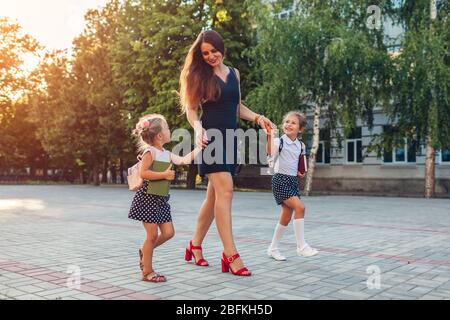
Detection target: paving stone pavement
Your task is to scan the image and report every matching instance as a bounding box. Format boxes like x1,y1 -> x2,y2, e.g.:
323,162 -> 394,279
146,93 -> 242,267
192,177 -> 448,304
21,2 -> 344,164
0,185 -> 449,300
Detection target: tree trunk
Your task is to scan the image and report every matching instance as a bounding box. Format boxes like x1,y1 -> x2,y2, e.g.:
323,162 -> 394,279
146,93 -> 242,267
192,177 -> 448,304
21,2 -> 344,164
425,0 -> 437,199
424,136 -> 435,198
93,163 -> 100,186
102,157 -> 108,184
304,104 -> 321,196
42,156 -> 48,180
186,163 -> 198,189
30,165 -> 36,180
79,168 -> 85,184
111,162 -> 117,184
119,158 -> 125,184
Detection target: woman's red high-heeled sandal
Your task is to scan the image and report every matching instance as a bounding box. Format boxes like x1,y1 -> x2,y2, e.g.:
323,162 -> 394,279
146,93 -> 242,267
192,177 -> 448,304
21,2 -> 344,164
221,252 -> 252,276
185,240 -> 209,266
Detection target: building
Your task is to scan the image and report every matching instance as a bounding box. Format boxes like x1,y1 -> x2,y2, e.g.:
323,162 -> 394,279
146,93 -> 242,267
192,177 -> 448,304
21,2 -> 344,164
309,110 -> 450,197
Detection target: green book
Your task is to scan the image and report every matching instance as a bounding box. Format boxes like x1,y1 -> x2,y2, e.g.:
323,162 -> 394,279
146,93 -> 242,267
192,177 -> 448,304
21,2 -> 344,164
146,160 -> 171,196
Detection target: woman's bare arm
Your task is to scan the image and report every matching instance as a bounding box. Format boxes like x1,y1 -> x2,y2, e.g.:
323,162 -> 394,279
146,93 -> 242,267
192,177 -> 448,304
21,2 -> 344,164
234,68 -> 276,131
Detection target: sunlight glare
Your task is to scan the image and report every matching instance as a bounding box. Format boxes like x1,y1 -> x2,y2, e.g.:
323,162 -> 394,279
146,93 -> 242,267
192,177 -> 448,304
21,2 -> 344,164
0,199 -> 46,211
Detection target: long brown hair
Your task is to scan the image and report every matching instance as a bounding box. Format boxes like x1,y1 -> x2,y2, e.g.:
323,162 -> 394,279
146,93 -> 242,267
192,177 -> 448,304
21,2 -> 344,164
179,30 -> 225,112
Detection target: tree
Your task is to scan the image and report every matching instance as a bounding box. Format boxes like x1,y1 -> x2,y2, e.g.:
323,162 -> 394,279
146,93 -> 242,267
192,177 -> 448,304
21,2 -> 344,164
0,18 -> 39,104
111,0 -> 207,188
385,0 -> 449,198
111,0 -> 256,188
28,52 -> 81,177
207,0 -> 257,98
0,18 -> 41,174
29,1 -> 132,185
70,0 -> 131,185
246,0 -> 392,195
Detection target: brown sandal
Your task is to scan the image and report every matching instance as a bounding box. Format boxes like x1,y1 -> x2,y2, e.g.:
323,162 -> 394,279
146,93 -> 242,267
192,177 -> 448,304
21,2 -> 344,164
141,272 -> 167,283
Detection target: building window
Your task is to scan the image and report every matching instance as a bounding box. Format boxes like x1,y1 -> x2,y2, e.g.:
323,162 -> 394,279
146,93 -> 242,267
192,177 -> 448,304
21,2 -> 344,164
382,126 -> 417,163
317,142 -> 324,163
383,140 -> 417,163
441,149 -> 450,163
316,130 -> 331,164
346,127 -> 362,163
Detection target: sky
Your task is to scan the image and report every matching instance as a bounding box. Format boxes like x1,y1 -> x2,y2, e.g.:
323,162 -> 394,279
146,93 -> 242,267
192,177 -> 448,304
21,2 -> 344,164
1,0 -> 109,50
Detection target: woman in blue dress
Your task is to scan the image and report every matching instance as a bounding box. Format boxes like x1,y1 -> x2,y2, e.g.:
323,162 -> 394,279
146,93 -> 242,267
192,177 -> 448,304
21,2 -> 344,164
179,30 -> 275,276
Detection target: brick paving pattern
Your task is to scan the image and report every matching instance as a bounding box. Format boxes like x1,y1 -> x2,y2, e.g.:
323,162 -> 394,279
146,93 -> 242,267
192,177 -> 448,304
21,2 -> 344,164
0,185 -> 449,300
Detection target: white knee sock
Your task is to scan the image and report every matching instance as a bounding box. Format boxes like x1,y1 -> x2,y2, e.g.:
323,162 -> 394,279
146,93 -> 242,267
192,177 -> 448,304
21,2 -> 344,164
269,223 -> 287,251
293,219 -> 306,250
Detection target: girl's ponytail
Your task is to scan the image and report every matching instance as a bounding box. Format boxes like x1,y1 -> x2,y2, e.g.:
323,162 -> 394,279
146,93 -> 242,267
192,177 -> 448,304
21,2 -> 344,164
133,114 -> 166,153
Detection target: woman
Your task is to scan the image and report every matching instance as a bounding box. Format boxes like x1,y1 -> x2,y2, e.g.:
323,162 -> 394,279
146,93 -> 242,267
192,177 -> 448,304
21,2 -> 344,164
179,30 -> 275,276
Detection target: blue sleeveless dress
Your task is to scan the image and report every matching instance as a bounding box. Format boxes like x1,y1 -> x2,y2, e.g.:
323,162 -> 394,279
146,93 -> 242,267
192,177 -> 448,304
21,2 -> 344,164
199,66 -> 239,177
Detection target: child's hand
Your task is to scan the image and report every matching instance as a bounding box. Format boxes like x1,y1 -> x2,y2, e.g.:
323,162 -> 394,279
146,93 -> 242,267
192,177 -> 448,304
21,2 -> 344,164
297,171 -> 306,178
164,164 -> 175,181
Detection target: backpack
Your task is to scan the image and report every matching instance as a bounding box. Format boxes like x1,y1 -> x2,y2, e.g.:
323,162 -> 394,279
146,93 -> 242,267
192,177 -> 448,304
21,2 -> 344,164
127,154 -> 144,191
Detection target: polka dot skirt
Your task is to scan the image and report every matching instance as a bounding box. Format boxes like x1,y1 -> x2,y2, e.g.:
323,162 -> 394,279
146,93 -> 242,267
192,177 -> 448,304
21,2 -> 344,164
271,173 -> 301,205
128,181 -> 172,224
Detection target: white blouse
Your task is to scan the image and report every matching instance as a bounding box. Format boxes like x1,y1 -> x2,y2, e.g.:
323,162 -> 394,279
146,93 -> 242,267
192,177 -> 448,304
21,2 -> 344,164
273,134 -> 304,176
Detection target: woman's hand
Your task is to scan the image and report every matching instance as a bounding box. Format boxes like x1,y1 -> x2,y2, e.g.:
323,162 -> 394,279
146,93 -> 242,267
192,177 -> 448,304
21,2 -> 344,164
195,127 -> 208,149
257,116 -> 276,133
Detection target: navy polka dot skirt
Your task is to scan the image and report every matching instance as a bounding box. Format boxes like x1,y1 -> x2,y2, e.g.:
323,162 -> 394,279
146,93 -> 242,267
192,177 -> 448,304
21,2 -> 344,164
128,181 -> 172,224
271,173 -> 301,205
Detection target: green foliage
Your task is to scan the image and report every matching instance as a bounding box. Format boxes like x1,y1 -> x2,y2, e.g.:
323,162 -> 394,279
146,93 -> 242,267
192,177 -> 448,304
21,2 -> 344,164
3,0 -> 447,188
245,0 -> 391,134
388,0 -> 449,149
28,1 -> 134,178
111,0 -> 204,133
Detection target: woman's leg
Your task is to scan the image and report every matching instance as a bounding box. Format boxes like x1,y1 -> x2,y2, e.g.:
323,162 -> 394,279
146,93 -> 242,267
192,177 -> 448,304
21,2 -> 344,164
190,180 -> 216,260
208,172 -> 250,275
155,222 -> 175,248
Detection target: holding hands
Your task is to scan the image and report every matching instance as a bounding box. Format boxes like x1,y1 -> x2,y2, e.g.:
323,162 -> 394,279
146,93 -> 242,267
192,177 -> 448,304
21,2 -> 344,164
193,114 -> 276,149
195,125 -> 209,149
255,114 -> 276,133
